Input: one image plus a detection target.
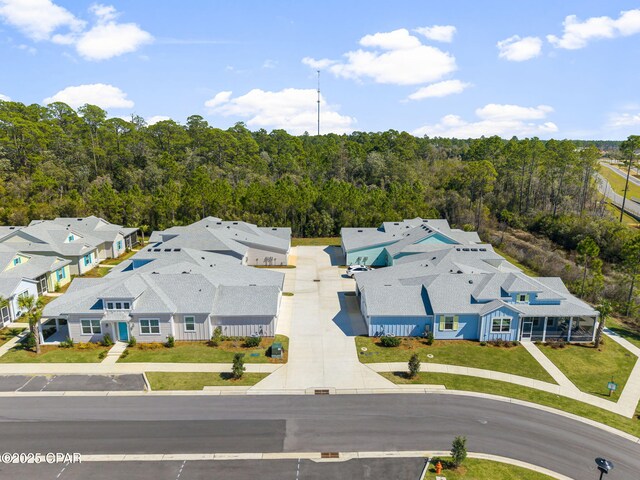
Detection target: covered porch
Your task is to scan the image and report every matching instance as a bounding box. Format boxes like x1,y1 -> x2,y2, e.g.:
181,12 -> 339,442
39,318 -> 69,344
519,315 -> 598,343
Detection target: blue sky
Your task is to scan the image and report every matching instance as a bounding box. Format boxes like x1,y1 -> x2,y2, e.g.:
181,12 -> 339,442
1,0 -> 640,139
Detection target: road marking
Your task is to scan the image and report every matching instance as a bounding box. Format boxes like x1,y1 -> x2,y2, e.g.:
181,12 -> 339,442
15,376 -> 35,392
175,460 -> 186,480
56,461 -> 69,479
40,376 -> 55,392
296,458 -> 300,480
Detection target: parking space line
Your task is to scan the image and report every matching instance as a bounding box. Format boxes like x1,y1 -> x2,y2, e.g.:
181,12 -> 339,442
175,460 -> 186,480
40,376 -> 55,392
15,376 -> 35,392
56,461 -> 69,479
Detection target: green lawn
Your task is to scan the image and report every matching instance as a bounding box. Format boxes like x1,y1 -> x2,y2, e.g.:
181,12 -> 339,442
0,344 -> 109,363
382,372 -> 640,437
120,335 -> 289,363
607,317 -> 640,349
355,337 -> 555,383
539,340 -> 637,400
291,237 -> 341,246
0,327 -> 25,346
423,457 -> 554,480
99,250 -> 137,265
146,372 -> 269,390
78,266 -> 111,278
599,164 -> 640,199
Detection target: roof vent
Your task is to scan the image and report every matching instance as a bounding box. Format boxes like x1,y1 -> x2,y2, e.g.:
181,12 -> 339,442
272,228 -> 277,230
174,248 -> 181,252
182,271 -> 189,274
77,218 -> 82,221
164,249 -> 172,252
233,222 -> 238,225
469,280 -> 474,284
357,230 -> 363,233
153,248 -> 161,252
216,222 -> 222,225
394,223 -> 399,225
249,283 -> 256,286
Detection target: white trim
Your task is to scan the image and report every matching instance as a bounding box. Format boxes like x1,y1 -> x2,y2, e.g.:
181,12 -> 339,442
184,315 -> 196,333
491,317 -> 511,333
80,318 -> 101,335
139,318 -> 160,335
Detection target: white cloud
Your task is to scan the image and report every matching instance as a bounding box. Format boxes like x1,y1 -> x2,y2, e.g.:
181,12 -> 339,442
607,111 -> 640,128
43,83 -> 134,109
74,3 -> 153,60
408,79 -> 471,100
475,104 -> 553,120
204,91 -> 233,108
413,103 -> 558,138
0,0 -> 84,41
414,25 -> 457,43
497,35 -> 542,61
0,1 -> 151,60
303,28 -> 456,85
359,28 -> 421,50
302,57 -> 336,69
147,115 -> 171,125
262,59 -> 277,69
204,88 -> 355,135
0,93 -> 10,101
547,9 -> 640,49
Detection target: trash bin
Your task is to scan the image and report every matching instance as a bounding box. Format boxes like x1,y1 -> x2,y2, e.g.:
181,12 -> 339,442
271,342 -> 283,359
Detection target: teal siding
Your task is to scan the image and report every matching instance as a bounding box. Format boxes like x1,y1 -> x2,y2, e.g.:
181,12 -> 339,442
346,246 -> 390,266
416,232 -> 458,245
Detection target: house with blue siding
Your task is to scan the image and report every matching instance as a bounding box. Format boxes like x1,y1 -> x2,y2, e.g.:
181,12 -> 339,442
341,218 -> 481,267
353,242 -> 598,343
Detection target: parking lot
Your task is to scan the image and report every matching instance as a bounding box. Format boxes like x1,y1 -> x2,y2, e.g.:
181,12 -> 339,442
0,374 -> 146,392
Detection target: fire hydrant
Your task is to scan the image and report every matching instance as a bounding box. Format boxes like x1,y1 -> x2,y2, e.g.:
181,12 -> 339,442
435,461 -> 443,474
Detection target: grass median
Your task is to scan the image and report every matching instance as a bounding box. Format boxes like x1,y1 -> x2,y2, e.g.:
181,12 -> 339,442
0,344 -> 110,363
356,337 -> 555,383
291,237 -> 341,246
423,457 -> 554,480
146,372 -> 269,390
383,372 -> 640,437
119,335 -> 289,363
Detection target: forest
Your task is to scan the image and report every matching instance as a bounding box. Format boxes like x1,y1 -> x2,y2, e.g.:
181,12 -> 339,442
0,99 -> 639,320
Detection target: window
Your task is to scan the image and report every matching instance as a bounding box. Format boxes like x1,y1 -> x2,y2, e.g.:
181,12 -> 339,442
106,302 -> 114,310
83,253 -> 92,266
123,302 -> 130,310
184,316 -> 195,332
18,291 -> 29,300
140,319 -> 160,335
117,240 -> 123,250
56,268 -> 66,281
491,318 -> 511,333
440,315 -> 457,331
81,319 -> 101,335
517,294 -> 528,303
13,257 -> 20,266
115,302 -> 122,310
68,234 -> 75,242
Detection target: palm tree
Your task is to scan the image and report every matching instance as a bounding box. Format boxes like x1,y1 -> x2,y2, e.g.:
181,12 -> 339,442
17,294 -> 44,354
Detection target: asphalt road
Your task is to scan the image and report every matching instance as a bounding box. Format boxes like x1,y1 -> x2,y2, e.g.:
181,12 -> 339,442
0,374 -> 145,392
0,394 -> 637,479
0,458 -> 425,480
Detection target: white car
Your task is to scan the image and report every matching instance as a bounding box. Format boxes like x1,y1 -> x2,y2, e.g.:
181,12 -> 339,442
347,265 -> 371,277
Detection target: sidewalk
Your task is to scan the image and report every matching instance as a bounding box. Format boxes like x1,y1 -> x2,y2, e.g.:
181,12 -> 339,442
520,341 -> 580,393
101,341 -> 128,364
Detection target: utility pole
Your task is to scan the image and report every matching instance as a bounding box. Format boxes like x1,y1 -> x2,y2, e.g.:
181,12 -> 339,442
317,70 -> 320,136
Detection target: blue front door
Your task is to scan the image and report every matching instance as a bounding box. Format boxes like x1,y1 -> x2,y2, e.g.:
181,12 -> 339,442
118,322 -> 129,342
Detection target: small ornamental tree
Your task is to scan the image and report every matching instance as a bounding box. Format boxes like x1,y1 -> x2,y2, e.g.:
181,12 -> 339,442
211,326 -> 223,347
232,353 -> 245,379
408,353 -> 421,378
451,435 -> 467,468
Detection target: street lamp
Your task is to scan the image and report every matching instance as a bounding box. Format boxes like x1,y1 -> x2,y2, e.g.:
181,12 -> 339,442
595,457 -> 614,479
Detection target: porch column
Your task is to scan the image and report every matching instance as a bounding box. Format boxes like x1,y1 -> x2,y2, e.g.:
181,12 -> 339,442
567,317 -> 573,342
542,316 -> 547,342
592,316 -> 598,342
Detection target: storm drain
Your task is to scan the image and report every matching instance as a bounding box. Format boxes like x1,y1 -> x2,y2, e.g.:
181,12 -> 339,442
321,452 -> 340,459
314,389 -> 330,395
313,279 -> 321,282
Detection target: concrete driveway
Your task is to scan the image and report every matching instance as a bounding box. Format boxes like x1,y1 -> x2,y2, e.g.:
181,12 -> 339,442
252,246 -> 396,391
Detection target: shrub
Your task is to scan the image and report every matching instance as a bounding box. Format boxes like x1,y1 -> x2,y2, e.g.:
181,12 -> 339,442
550,339 -> 566,349
489,338 -> 506,348
138,342 -> 164,350
380,336 -> 401,347
23,332 -> 36,351
450,435 -> 467,468
76,342 -> 98,350
54,282 -> 61,293
408,353 -> 421,378
59,337 -> 74,349
210,327 -> 222,347
425,332 -> 434,346
98,351 -> 107,360
128,336 -> 137,347
101,334 -> 114,347
232,353 -> 245,379
479,341 -> 487,346
165,335 -> 175,348
511,340 -> 519,347
244,335 -> 261,348
120,349 -> 129,358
